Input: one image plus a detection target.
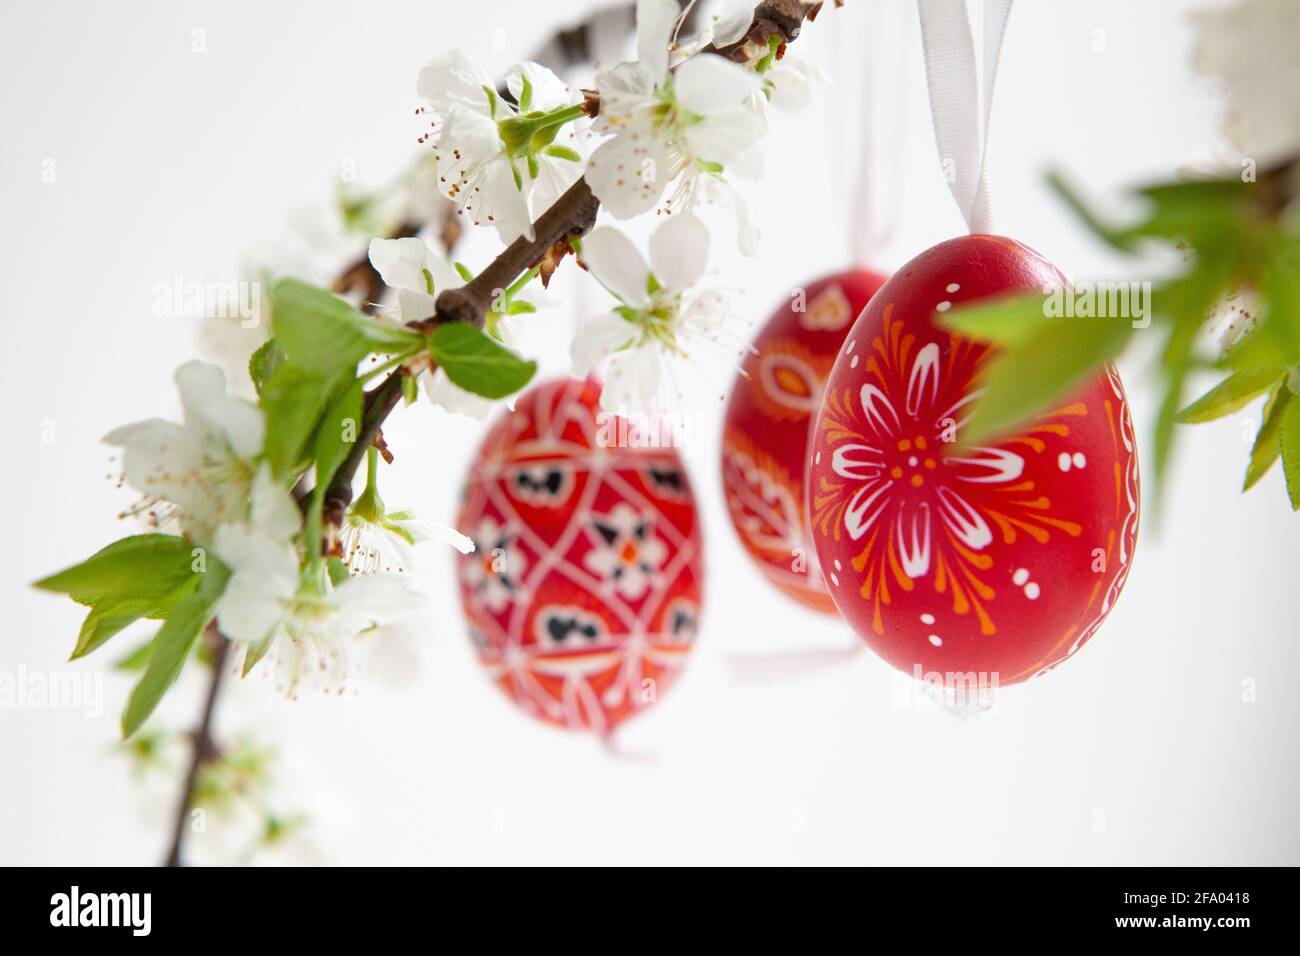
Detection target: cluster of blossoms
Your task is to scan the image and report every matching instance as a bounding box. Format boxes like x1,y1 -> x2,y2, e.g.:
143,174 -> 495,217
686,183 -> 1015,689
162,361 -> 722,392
408,0 -> 820,415
70,0 -> 822,715
107,361 -> 471,697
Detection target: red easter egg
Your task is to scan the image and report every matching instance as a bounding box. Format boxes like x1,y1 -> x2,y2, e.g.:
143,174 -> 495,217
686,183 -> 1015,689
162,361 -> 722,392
721,269 -> 888,613
808,236 -> 1139,684
455,377 -> 703,734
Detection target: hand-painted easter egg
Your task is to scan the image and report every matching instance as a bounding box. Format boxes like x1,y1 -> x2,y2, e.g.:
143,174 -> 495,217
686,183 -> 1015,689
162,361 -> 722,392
808,236 -> 1139,684
455,377 -> 703,734
721,269 -> 888,613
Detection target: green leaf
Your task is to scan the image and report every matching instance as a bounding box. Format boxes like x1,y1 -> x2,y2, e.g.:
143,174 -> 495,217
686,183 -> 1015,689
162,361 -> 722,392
940,292 -> 1055,348
36,534 -> 197,605
1244,384 -> 1290,490
72,588 -> 197,661
121,560 -> 231,738
260,363 -> 331,477
248,339 -> 285,396
1127,178 -> 1251,247
1280,389 -> 1300,509
1177,366 -> 1284,423
312,377 -> 365,495
271,279 -> 420,377
962,317 -> 1132,444
402,372 -> 419,405
426,323 -> 538,399
1261,232 -> 1300,353
1047,172 -> 1134,253
113,639 -> 155,672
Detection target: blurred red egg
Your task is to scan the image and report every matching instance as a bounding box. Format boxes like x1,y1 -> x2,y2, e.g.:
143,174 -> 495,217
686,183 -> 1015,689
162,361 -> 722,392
721,269 -> 888,613
808,236 -> 1139,684
455,377 -> 703,733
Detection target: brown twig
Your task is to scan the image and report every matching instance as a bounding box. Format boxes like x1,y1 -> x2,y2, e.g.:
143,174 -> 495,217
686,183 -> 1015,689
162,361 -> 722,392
164,626 -> 227,866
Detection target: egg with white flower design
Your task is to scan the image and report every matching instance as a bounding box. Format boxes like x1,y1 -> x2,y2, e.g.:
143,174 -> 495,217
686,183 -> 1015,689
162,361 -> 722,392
455,377 -> 703,734
808,236 -> 1140,684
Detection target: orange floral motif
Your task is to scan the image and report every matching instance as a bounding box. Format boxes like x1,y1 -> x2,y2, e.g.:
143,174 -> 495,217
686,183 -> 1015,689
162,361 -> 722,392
811,305 -> 1089,638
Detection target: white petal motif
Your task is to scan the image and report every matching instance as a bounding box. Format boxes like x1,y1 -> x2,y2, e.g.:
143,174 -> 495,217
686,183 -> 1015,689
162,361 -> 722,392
906,343 -> 941,418
936,486 -> 994,550
844,478 -> 893,541
832,443 -> 886,481
896,503 -> 932,578
859,384 -> 901,439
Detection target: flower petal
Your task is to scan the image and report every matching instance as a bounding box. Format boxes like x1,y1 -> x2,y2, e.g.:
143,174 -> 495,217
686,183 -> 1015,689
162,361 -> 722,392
390,518 -> 476,555
635,0 -> 679,80
176,360 -> 264,459
422,368 -> 497,420
681,102 -> 767,165
581,226 -> 651,307
250,463 -> 301,541
710,2 -> 754,47
701,175 -> 761,256
674,54 -> 763,116
599,346 -> 663,414
416,49 -> 496,117
396,287 -> 437,323
649,212 -> 709,292
330,573 -> 427,632
504,61 -> 575,112
584,132 -> 671,220
571,311 -> 639,377
368,237 -> 433,294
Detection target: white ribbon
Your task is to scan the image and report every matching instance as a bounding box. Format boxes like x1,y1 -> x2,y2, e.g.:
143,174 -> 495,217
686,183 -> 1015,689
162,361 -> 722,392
916,0 -> 1014,234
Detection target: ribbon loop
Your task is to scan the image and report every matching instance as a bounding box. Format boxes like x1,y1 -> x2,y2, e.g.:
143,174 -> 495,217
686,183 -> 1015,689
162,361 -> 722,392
917,0 -> 1014,234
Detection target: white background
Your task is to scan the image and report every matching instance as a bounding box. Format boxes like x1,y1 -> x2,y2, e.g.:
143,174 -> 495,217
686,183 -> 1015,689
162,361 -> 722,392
2,0 -> 1297,865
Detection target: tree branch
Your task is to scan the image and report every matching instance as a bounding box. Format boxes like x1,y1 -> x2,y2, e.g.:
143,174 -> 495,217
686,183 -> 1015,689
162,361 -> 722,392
163,0 -> 833,869
164,627 -> 227,866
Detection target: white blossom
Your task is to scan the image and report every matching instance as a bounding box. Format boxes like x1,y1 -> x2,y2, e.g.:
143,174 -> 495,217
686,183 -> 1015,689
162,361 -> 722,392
417,51 -> 585,244
211,467 -> 425,698
341,507 -> 474,574
586,0 -> 766,246
104,361 -> 264,543
571,212 -> 745,413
